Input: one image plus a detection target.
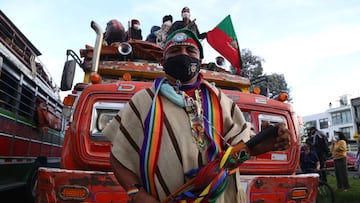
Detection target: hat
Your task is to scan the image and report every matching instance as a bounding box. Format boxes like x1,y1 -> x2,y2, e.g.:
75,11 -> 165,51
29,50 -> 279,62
182,7 -> 190,13
307,126 -> 316,131
106,19 -> 125,32
131,19 -> 140,26
164,28 -> 203,59
150,25 -> 160,34
162,15 -> 173,23
334,130 -> 343,135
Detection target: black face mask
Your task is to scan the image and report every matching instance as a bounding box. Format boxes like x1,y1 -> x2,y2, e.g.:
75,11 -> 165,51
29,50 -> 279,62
164,55 -> 200,83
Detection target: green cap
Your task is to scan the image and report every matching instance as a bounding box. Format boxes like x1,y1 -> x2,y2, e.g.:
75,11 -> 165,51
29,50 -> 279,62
164,29 -> 203,59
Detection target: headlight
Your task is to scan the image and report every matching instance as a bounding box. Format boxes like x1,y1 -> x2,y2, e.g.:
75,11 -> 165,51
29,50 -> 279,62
97,110 -> 118,131
90,102 -> 125,140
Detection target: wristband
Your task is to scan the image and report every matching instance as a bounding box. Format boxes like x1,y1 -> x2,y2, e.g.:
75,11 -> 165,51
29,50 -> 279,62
127,183 -> 143,197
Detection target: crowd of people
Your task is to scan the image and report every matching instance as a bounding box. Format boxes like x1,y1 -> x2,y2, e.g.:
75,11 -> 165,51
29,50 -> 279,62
305,127 -> 330,183
102,6 -> 206,48
300,127 -> 352,192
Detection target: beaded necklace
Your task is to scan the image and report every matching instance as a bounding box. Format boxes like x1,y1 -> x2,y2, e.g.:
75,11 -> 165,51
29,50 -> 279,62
183,88 -> 207,151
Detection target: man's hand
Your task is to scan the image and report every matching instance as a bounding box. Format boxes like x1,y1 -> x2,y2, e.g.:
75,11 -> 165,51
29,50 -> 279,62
251,122 -> 290,156
110,153 -> 159,203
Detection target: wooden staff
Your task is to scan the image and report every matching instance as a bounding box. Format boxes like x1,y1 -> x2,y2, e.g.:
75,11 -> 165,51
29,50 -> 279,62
161,126 -> 279,203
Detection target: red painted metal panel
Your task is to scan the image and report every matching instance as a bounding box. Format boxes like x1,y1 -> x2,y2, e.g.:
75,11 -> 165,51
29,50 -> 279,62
50,146 -> 61,157
29,141 -> 41,156
0,136 -> 12,156
37,168 -> 129,203
40,144 -> 50,157
242,174 -> 318,202
12,138 -> 29,156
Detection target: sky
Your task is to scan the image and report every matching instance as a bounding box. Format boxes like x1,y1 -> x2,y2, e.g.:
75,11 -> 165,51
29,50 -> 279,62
2,0 -> 360,117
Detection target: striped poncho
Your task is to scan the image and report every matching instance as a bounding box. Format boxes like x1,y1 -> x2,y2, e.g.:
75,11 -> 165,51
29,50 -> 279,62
103,77 -> 251,202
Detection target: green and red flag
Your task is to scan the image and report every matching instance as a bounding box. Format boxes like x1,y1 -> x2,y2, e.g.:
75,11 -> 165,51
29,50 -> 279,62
206,15 -> 242,75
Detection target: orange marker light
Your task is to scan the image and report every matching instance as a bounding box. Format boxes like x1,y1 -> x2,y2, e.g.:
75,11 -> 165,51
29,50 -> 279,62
253,87 -> 261,94
277,93 -> 288,102
90,73 -> 102,84
290,188 -> 308,200
63,95 -> 76,106
59,185 -> 89,200
123,72 -> 132,81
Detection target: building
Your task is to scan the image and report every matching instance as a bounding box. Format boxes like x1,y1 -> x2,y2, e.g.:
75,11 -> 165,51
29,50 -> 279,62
302,95 -> 358,143
351,97 -> 360,147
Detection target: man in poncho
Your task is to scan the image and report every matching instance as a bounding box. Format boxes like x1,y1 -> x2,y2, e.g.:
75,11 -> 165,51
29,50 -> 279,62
103,29 -> 290,203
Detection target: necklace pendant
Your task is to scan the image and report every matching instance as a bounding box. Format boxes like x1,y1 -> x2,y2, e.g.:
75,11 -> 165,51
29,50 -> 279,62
190,132 -> 206,151
197,140 -> 205,150
185,88 -> 206,151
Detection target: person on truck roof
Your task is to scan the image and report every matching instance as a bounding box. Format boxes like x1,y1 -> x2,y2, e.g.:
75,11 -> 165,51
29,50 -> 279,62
125,19 -> 143,41
155,15 -> 173,47
146,25 -> 161,43
103,28 -> 290,203
167,7 -> 206,39
103,19 -> 126,46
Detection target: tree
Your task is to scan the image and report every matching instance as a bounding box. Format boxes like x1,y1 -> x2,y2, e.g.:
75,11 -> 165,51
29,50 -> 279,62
240,48 -> 292,101
240,49 -> 264,81
266,73 -> 292,101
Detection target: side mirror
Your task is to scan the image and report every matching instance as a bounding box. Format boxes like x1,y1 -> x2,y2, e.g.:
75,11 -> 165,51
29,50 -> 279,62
60,60 -> 76,91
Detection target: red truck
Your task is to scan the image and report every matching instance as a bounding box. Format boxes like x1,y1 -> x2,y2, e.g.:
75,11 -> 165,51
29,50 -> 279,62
0,11 -> 64,201
36,21 -> 319,203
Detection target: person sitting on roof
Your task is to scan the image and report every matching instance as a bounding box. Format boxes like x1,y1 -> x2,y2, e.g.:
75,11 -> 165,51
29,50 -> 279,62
103,19 -> 126,46
167,7 -> 206,39
155,15 -> 173,47
125,19 -> 143,41
146,25 -> 161,43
